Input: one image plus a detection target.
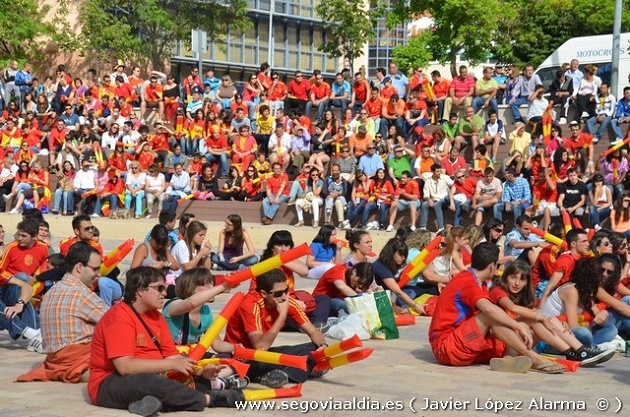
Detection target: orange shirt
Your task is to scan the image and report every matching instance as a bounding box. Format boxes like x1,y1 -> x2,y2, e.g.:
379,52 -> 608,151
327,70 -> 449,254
349,133 -> 374,157
310,82 -> 331,100
268,82 -> 288,101
364,97 -> 384,118
59,237 -> 104,257
266,173 -> 289,196
145,84 -> 164,101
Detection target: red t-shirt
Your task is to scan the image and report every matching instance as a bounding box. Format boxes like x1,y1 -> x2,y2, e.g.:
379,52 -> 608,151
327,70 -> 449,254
396,179 -> 421,200
563,133 -> 592,155
268,82 -> 287,101
224,292 -> 308,348
0,241 -> 49,285
428,269 -> 488,345
310,82 -> 331,100
353,80 -> 370,102
288,79 -> 311,100
59,237 -> 104,257
552,252 -> 581,289
364,98 -> 384,118
453,177 -> 477,199
266,173 -> 289,196
88,303 -> 179,404
450,76 -> 475,99
206,135 -> 229,151
532,245 -> 560,290
312,264 -> 347,299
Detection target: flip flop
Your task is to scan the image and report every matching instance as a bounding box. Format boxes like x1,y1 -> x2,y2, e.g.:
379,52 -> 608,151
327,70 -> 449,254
489,356 -> 532,373
530,360 -> 566,374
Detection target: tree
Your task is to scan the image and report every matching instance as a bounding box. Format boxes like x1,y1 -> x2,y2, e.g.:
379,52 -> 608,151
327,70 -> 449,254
391,31 -> 433,74
81,0 -> 252,69
385,0 -> 503,77
0,0 -> 76,64
316,0 -> 377,73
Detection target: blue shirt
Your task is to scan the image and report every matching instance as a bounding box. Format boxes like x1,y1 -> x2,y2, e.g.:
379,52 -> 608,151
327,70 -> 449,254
501,177 -> 531,204
331,81 -> 351,98
310,242 -> 336,262
358,153 -> 385,177
203,76 -> 221,92
60,113 -> 80,128
389,72 -> 409,98
504,229 -> 542,259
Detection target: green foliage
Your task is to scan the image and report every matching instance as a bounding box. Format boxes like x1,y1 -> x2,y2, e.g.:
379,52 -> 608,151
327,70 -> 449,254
81,0 -> 252,69
391,32 -> 433,73
316,0 -> 377,71
0,0 -> 77,64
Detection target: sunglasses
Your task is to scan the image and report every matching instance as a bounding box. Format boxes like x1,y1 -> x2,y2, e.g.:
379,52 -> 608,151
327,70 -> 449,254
367,147 -> 376,150
269,288 -> 289,298
493,227 -> 504,233
147,284 -> 167,293
455,176 -> 464,179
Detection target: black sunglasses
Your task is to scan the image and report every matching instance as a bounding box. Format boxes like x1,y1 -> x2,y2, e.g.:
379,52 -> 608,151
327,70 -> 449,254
269,288 -> 289,298
147,284 -> 167,293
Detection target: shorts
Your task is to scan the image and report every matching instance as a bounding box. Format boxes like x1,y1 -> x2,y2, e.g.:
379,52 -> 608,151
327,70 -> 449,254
431,315 -> 506,366
397,199 -> 420,211
534,201 -> 559,217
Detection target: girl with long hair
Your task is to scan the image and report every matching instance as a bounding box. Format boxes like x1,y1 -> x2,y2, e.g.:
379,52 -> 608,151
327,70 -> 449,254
362,168 -> 395,231
541,258 -> 617,349
295,167 -> 324,228
211,214 -> 258,271
372,238 -> 424,314
491,261 -> 613,366
252,230 -> 308,293
610,194 -> 630,236
589,173 -> 613,230
595,254 -> 630,341
171,220 -> 212,278
346,170 -> 372,228
131,224 -> 180,272
306,225 -> 344,280
238,165 -> 264,201
311,262 -> 375,317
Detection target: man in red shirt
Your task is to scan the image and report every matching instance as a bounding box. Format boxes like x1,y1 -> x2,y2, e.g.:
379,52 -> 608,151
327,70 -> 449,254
443,65 -> 475,123
539,228 -> 590,306
448,169 -> 476,225
225,269 -> 327,387
204,125 -> 230,178
431,70 -> 451,123
388,170 -> 421,232
261,162 -> 290,225
364,87 -> 385,137
429,242 -> 563,373
440,146 -> 466,176
305,74 -> 330,121
563,121 -> 594,161
59,214 -> 104,257
141,75 -> 164,122
285,71 -> 310,115
0,218 -> 48,352
350,71 -> 370,114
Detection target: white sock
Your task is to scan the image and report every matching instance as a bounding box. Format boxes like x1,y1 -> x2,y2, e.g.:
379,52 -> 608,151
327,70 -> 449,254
21,327 -> 39,340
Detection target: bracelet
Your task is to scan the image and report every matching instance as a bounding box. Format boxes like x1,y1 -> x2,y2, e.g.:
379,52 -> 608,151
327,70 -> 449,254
533,311 -> 541,322
319,343 -> 329,348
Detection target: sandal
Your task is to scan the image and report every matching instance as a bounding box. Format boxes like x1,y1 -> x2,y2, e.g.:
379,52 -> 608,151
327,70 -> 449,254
489,356 -> 532,373
530,360 -> 566,374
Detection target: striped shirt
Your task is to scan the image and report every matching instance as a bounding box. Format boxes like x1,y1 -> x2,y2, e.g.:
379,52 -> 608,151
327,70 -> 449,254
40,273 -> 108,353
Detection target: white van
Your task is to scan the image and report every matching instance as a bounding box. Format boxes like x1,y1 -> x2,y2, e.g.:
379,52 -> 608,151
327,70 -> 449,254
535,33 -> 630,99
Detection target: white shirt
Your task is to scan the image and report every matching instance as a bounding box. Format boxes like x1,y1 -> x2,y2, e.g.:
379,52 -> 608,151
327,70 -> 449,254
145,173 -> 165,192
0,164 -> 18,179
122,130 -> 141,147
73,168 -> 96,189
423,174 -> 454,201
126,172 -> 147,189
268,132 -> 292,154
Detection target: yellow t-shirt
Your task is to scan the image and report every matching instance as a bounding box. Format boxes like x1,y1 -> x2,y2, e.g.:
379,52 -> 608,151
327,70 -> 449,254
256,115 -> 276,135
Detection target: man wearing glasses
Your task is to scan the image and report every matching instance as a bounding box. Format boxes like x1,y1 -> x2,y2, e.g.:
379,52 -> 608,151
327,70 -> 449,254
18,243 -> 107,382
357,142 -> 384,178
448,169 -> 476,226
225,269 -> 328,388
285,71 -> 310,115
355,108 -> 376,137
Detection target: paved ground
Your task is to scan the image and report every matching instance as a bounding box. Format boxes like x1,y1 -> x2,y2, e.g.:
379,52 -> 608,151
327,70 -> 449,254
0,215 -> 629,417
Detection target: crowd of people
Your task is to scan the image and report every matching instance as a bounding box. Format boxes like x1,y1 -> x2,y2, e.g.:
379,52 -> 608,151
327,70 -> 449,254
2,59 -> 630,232
0,206 -> 629,414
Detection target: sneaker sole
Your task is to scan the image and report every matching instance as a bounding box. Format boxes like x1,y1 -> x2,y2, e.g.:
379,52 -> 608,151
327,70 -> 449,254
128,395 -> 162,417
577,349 -> 616,367
259,371 -> 289,388
489,356 -> 532,373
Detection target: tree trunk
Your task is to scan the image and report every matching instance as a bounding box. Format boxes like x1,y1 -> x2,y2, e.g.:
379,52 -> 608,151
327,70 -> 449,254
449,48 -> 458,78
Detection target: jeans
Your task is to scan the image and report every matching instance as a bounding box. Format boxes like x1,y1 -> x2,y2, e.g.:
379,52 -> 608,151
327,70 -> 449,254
610,295 -> 630,335
53,188 -> 74,213
587,116 -> 613,140
347,199 -> 367,225
262,195 -> 288,219
493,201 -> 528,222
98,277 -> 123,307
305,99 -> 329,121
472,96 -> 498,115
510,97 -> 528,122
571,314 -> 618,348
589,206 -> 611,227
611,119 -> 629,140
420,198 -> 447,229
210,254 -> 259,271
330,297 -> 348,315
124,190 -> 145,216
205,153 -> 229,177
0,283 -> 39,340
446,196 -> 471,226
329,98 -> 349,113
362,201 -> 389,228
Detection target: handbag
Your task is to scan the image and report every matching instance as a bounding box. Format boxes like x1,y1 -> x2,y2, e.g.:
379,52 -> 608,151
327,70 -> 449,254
345,291 -> 399,340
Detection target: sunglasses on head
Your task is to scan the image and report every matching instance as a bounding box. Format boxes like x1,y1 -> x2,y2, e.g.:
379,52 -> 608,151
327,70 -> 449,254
269,288 -> 289,298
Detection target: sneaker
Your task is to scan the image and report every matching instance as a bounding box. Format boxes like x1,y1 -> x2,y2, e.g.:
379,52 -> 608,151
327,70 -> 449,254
592,136 -> 600,144
531,220 -> 538,228
410,225 -> 416,231
259,369 -> 289,388
222,375 -> 250,390
386,225 -> 395,232
558,117 -> 567,125
612,137 -> 623,145
26,332 -> 44,354
295,220 -> 304,227
566,346 -> 615,367
207,389 -> 246,408
597,341 -> 618,352
9,208 -> 19,215
491,157 -> 498,164
286,197 -> 296,206
436,227 -> 444,234
91,213 -> 100,218
2,194 -> 9,202
128,395 -> 162,417
500,136 -> 507,144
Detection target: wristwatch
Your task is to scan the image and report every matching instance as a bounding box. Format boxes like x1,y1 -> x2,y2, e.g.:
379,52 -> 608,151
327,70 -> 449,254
16,299 -> 25,305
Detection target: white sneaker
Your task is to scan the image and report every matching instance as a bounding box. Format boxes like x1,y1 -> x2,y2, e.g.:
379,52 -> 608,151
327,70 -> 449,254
386,225 -> 395,232
531,220 -> 538,228
341,219 -> 350,230
596,341 -> 618,352
592,137 -> 600,144
612,137 -> 623,145
9,208 -> 19,215
410,225 -> 416,231
436,227 -> 445,234
612,335 -> 626,352
558,117 -> 567,125
26,331 -> 44,354
91,213 -> 100,218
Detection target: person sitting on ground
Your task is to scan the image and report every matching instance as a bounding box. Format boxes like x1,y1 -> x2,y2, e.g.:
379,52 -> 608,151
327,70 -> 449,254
17,242 -> 108,383
224,269 -> 328,388
429,242 -> 565,374
171,220 -> 213,284
311,262 -> 374,318
131,224 -> 180,274
162,268 -> 248,389
306,225 -> 344,280
210,214 -> 258,271
88,267 -> 245,415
